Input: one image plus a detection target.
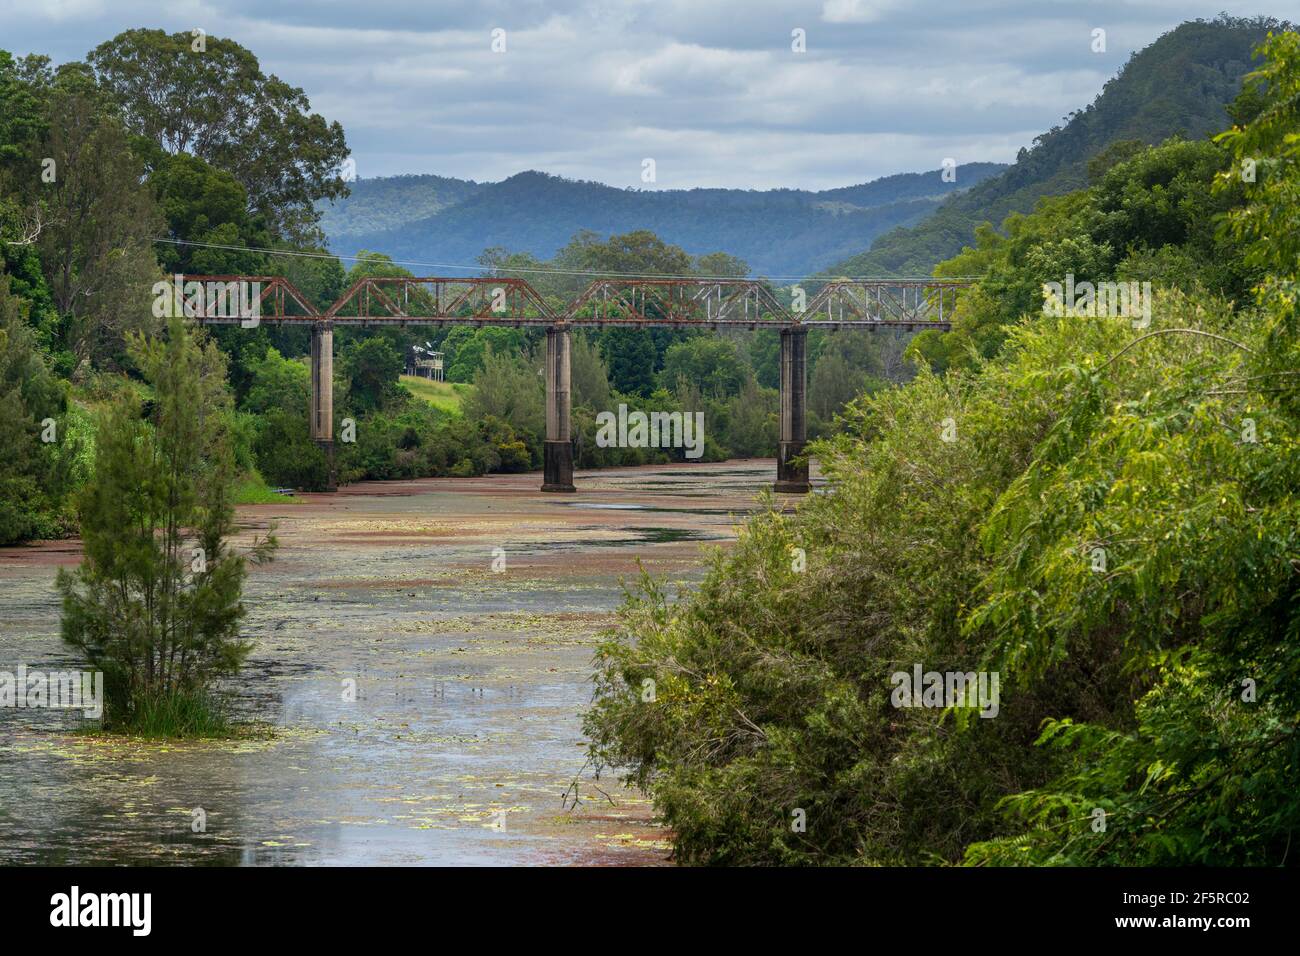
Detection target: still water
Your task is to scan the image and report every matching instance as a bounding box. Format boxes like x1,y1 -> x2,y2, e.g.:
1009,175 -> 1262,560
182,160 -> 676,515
0,460 -> 787,865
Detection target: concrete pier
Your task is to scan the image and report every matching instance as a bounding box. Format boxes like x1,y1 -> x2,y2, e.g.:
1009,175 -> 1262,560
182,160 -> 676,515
542,327 -> 575,492
310,320 -> 337,491
774,326 -> 810,493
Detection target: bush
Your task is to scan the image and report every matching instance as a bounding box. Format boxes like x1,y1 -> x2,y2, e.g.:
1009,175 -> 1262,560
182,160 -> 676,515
254,406 -> 329,490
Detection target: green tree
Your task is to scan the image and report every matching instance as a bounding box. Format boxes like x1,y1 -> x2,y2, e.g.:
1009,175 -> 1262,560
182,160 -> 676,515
0,271 -> 72,544
274,245 -> 346,312
341,336 -> 403,412
88,29 -> 349,242
254,407 -> 329,490
585,33 -> 1300,867
0,50 -> 47,168
718,378 -> 777,457
601,327 -> 657,397
443,326 -> 525,383
659,336 -> 749,398
962,30 -> 1300,867
149,152 -> 271,274
576,229 -> 693,279
0,50 -> 49,290
465,346 -> 544,458
808,348 -> 872,423
35,78 -> 162,367
242,346 -> 310,416
57,318 -> 275,731
694,251 -> 749,277
570,331 -> 611,409
747,330 -> 780,389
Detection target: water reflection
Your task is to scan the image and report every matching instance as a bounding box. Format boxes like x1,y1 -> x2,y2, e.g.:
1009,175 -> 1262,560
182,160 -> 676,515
0,460 -> 790,865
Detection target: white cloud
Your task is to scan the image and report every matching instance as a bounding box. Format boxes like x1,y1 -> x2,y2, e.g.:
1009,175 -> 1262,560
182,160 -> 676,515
0,0 -> 1275,188
821,0 -> 899,25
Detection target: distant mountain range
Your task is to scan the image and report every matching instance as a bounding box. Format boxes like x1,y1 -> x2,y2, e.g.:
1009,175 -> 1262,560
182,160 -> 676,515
318,15 -> 1284,283
318,164 -> 1006,278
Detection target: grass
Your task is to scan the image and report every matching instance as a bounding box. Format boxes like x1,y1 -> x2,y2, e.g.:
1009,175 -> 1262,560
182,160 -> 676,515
107,688 -> 236,739
399,375 -> 471,414
233,470 -> 302,504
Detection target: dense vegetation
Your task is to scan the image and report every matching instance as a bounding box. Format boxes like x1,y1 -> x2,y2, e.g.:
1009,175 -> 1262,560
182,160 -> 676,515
585,30 -> 1300,866
323,165 -> 1005,279
820,16 -> 1286,280
0,29 -> 359,539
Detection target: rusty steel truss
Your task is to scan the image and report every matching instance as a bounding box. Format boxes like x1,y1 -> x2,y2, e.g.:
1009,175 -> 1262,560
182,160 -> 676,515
804,280 -> 964,327
178,275 -> 972,330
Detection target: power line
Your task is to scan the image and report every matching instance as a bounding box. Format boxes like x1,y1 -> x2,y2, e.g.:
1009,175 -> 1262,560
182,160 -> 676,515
151,236 -> 980,284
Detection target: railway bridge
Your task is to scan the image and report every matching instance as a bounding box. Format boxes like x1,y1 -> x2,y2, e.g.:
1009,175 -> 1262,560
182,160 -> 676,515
180,274 -> 969,494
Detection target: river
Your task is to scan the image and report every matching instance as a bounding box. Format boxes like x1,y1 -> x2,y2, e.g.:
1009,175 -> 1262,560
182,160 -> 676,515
0,459 -> 796,865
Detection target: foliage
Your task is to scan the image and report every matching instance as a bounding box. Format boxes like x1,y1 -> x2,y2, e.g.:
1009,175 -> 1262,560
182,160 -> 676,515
56,319 -> 276,731
805,331 -> 896,433
911,137 -> 1254,374
586,31 -> 1300,867
965,28 -> 1300,867
464,346 -> 544,464
341,336 -> 405,412
0,271 -> 75,543
149,152 -> 271,274
660,336 -> 750,398
35,75 -> 162,368
443,326 -> 526,383
570,332 -> 611,409
601,327 -> 658,397
88,29 -> 349,242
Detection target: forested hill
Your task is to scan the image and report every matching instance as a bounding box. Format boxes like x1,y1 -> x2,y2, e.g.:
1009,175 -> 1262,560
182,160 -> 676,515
316,173 -> 486,239
319,163 -> 1005,278
819,15 -> 1286,279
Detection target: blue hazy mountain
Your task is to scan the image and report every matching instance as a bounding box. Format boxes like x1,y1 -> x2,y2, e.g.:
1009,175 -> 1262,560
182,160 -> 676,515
319,164 -> 1006,278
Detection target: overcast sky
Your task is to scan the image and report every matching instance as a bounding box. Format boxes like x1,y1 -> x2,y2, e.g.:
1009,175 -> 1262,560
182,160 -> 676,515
1,1 -> 1286,190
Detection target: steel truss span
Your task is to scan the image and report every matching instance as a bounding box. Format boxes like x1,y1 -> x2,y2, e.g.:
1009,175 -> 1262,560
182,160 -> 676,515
176,274 -> 970,329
